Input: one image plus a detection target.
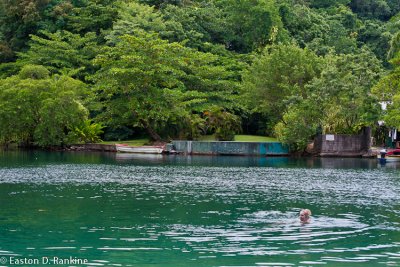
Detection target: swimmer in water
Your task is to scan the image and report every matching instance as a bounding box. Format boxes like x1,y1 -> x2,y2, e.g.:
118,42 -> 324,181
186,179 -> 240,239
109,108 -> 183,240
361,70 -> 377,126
299,209 -> 311,223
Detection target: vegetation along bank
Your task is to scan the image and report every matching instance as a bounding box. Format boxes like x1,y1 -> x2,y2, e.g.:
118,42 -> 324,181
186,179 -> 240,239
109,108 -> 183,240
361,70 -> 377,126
1,0 -> 400,152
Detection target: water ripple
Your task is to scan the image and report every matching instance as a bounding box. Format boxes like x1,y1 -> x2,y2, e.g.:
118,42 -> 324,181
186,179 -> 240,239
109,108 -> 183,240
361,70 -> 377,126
0,158 -> 399,266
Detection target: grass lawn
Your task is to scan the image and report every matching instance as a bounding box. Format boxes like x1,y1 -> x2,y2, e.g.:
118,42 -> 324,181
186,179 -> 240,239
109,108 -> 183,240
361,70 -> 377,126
199,134 -> 277,142
235,135 -> 277,142
100,138 -> 149,146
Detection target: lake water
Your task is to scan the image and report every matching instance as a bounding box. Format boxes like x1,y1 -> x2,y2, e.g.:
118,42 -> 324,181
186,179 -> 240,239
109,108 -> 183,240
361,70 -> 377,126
0,151 -> 399,267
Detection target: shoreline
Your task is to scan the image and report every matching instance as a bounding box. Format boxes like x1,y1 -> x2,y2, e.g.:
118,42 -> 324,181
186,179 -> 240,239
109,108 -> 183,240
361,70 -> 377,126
1,142 -> 379,158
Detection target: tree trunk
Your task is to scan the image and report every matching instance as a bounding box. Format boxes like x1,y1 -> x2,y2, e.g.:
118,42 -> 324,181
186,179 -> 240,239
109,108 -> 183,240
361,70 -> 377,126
140,119 -> 161,141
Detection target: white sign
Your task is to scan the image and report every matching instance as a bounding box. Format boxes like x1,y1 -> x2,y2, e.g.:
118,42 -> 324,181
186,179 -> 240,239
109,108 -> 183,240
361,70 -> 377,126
326,135 -> 335,141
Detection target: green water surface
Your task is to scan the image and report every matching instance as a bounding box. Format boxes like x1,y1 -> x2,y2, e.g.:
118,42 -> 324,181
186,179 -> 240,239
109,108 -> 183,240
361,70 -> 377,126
0,151 -> 399,267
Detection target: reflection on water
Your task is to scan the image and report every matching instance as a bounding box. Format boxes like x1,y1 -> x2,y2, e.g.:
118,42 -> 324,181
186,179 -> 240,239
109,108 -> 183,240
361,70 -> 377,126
0,150 -> 399,267
0,150 -> 385,169
115,152 -> 164,163
116,153 -> 380,169
378,161 -> 400,170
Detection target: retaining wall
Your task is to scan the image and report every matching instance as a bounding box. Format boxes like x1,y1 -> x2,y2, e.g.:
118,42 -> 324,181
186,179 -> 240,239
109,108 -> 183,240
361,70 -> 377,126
171,141 -> 289,156
313,127 -> 371,157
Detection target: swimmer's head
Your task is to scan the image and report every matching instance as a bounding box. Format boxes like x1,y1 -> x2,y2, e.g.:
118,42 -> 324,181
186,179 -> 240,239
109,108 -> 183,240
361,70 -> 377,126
299,209 -> 311,223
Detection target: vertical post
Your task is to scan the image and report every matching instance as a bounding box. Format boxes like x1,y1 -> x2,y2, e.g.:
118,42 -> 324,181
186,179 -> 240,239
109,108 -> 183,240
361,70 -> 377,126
187,141 -> 192,155
364,127 -> 371,152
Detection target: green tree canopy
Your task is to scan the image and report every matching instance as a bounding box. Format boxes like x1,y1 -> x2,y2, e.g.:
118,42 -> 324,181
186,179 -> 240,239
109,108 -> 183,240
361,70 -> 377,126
65,0 -> 117,34
0,0 -> 395,146
242,44 -> 324,129
0,65 -> 97,146
309,50 -> 383,134
217,0 -> 286,53
105,1 -> 167,45
282,4 -> 359,55
0,0 -> 50,60
373,35 -> 400,129
275,48 -> 383,150
17,30 -> 100,79
93,32 -> 241,141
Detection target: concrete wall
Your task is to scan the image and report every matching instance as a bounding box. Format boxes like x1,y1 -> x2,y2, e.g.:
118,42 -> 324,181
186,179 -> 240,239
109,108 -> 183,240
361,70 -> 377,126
313,127 -> 371,157
171,141 -> 289,156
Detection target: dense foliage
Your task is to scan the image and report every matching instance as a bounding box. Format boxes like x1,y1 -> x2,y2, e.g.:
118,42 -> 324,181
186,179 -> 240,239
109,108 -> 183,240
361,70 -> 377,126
0,0 -> 399,149
0,65 -> 99,146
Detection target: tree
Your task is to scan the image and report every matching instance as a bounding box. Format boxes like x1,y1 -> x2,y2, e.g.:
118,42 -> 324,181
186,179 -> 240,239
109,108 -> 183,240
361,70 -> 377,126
280,4 -> 330,49
0,65 -> 98,147
0,41 -> 15,63
217,0 -> 287,53
350,0 -> 392,20
93,32 -> 241,141
251,47 -> 383,150
388,32 -> 400,60
274,99 -> 323,151
0,0 -> 51,58
373,35 -> 400,128
281,4 -> 359,55
17,30 -> 99,79
65,0 -> 117,34
138,0 -> 182,8
372,31 -> 400,101
371,67 -> 400,101
358,19 -> 392,63
308,50 -> 383,134
93,33 -> 194,141
160,2 -> 228,51
242,44 -> 323,132
382,94 -> 400,129
105,1 -> 167,45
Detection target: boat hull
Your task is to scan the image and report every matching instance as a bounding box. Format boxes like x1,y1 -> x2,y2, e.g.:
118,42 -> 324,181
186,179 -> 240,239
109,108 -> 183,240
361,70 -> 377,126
116,145 -> 164,154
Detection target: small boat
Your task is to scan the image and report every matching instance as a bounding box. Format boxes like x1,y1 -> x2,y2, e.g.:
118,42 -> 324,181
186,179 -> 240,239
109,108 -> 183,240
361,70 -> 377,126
115,144 -> 164,154
377,149 -> 400,163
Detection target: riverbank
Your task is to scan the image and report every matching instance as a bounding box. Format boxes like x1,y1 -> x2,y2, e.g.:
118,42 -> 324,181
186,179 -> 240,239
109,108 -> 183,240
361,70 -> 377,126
2,143 -> 380,158
65,135 -> 285,156
65,141 -> 290,157
66,141 -> 378,158
68,144 -> 117,152
1,134 -> 380,158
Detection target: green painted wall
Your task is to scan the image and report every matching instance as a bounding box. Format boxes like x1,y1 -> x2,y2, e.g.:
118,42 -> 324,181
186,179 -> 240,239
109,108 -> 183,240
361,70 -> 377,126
171,141 -> 289,156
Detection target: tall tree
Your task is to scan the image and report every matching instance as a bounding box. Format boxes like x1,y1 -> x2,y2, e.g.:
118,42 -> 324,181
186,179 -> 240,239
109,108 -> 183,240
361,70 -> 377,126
93,33 -> 240,141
